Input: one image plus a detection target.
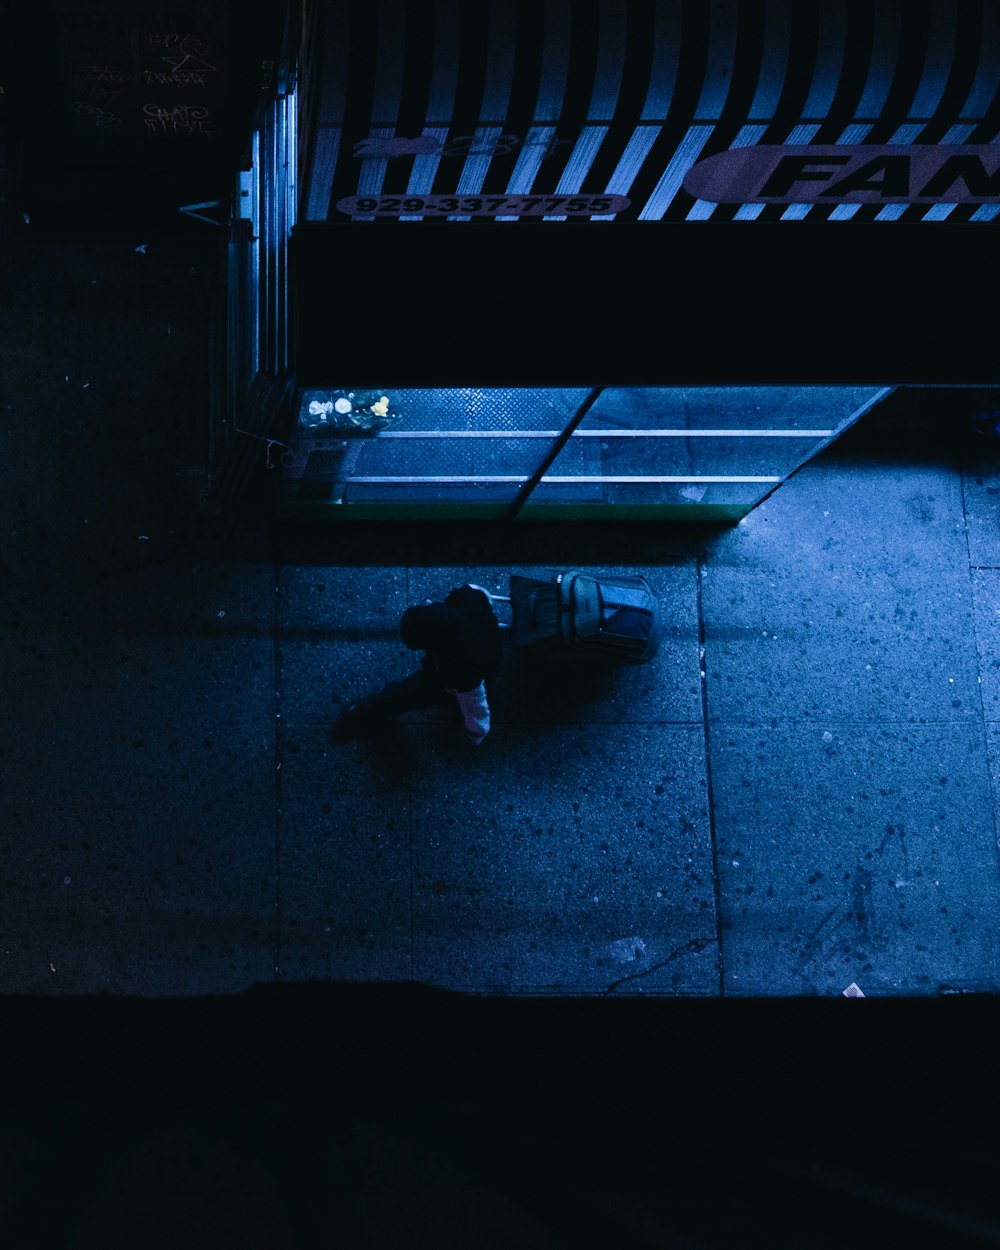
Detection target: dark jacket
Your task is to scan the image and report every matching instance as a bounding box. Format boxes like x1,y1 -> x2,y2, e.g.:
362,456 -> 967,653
400,585 -> 502,692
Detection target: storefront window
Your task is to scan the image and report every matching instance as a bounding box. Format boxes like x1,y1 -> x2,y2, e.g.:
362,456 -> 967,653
278,384 -> 890,520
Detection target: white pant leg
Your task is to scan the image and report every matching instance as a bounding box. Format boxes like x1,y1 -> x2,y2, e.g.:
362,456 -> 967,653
447,682 -> 491,745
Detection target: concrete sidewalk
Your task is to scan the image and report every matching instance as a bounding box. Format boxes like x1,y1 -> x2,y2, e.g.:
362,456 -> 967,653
275,396 -> 1000,998
2,239 -> 999,999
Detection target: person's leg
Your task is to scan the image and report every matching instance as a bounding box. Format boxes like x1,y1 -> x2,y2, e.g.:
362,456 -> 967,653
342,668 -> 449,728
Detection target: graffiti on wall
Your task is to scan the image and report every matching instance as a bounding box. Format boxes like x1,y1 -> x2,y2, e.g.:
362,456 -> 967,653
52,2 -> 223,141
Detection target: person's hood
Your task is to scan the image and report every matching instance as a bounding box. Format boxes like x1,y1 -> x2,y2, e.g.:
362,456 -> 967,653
400,603 -> 460,651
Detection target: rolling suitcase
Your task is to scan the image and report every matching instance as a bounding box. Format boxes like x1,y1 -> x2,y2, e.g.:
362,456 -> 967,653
493,569 -> 660,666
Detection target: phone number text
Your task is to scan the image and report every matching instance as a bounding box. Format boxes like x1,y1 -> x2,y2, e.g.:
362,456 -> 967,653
335,194 -> 631,217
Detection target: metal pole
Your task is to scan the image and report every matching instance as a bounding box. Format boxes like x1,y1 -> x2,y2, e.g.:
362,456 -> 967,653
504,386 -> 605,521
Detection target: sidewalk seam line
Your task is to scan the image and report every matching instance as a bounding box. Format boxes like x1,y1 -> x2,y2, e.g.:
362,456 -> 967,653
696,555 -> 725,998
960,465 -> 1000,888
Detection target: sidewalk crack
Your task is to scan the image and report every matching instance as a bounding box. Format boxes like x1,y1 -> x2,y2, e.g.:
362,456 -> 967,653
602,936 -> 718,995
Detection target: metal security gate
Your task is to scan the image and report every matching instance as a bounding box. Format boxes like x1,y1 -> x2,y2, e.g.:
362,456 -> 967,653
209,22 -> 299,501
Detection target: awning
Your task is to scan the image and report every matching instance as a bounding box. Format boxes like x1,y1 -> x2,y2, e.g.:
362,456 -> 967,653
299,0 -> 1000,228
293,0 -> 999,384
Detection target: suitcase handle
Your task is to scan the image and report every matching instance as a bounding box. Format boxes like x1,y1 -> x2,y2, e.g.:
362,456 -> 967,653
472,588 -> 513,631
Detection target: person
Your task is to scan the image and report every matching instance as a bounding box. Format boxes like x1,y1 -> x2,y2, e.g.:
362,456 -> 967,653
331,583 -> 503,746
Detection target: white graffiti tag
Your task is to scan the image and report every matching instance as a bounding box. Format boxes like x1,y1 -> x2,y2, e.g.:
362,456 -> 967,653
142,70 -> 208,87
143,103 -> 211,136
146,32 -> 218,73
71,64 -> 132,107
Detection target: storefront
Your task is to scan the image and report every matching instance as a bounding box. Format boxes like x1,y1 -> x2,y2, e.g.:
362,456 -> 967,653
228,0 -> 1000,519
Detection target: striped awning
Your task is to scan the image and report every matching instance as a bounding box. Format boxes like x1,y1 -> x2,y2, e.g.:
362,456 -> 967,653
300,0 -> 1000,225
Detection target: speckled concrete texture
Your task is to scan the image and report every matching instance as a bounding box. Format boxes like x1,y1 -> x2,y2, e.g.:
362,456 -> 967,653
1,239 -> 278,996
700,462 -> 979,724
407,723 -> 716,995
949,439 -> 1000,569
277,565 -> 411,722
972,569 -> 1000,722
277,723 -> 413,983
711,722 -> 1000,996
